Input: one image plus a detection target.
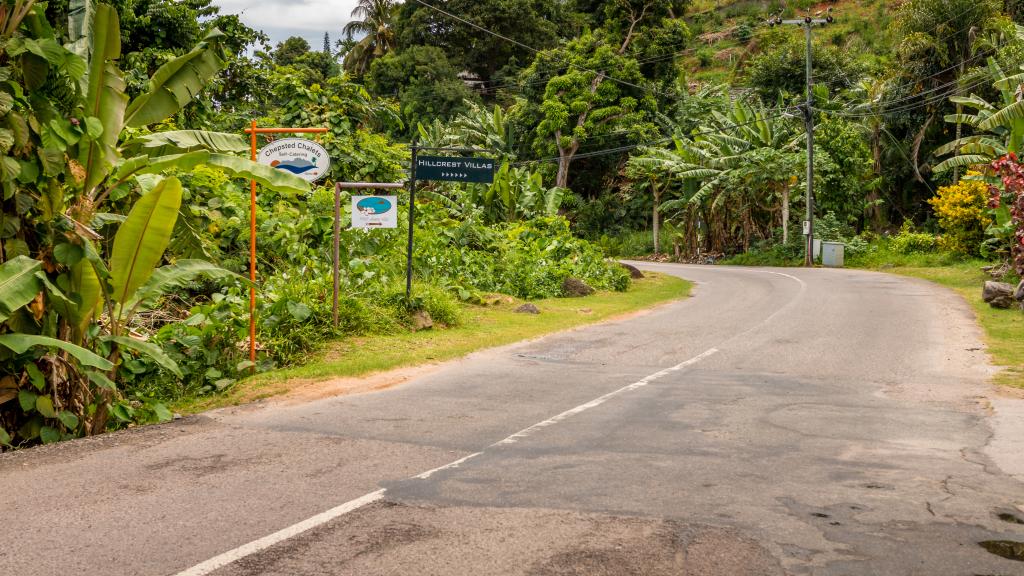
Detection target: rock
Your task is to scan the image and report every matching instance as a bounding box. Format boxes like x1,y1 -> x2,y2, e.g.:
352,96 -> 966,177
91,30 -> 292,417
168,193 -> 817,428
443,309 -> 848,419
619,262 -> 645,279
982,281 -> 1017,309
562,277 -> 595,297
1015,279 -> 1024,302
514,303 -> 540,314
411,310 -> 433,330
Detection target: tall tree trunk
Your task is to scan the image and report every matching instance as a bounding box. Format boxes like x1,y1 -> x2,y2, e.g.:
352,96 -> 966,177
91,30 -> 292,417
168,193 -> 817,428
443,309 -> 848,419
556,153 -> 572,188
652,182 -> 661,255
781,183 -> 790,244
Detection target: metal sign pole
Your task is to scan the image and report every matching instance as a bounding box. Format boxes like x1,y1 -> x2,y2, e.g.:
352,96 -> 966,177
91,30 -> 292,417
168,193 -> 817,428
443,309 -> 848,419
242,125 -> 329,363
406,139 -> 419,300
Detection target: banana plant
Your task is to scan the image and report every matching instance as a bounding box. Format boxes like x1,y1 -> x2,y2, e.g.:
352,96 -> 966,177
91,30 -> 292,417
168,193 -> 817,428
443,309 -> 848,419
1,1 -> 306,446
59,0 -> 310,210
934,57 -> 1024,173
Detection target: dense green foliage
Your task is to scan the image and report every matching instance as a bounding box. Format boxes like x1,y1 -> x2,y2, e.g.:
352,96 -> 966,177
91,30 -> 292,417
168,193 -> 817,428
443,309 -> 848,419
0,0 -> 632,450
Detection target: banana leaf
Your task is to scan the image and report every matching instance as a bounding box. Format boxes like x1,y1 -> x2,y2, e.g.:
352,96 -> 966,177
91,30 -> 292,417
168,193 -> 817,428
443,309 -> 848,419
78,3 -> 127,195
109,177 -> 183,311
0,256 -> 42,323
123,130 -> 249,156
0,334 -> 113,370
124,29 -> 227,127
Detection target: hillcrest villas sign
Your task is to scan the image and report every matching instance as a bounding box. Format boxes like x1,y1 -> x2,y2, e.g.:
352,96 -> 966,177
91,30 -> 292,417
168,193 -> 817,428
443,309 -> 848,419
258,138 -> 331,183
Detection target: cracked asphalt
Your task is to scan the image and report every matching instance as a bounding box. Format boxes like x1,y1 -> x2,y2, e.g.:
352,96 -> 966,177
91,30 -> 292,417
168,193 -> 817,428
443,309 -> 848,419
1,263 -> 1023,575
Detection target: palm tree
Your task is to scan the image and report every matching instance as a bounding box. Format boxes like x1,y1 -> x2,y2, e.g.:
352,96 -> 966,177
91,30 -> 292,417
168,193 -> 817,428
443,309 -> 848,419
342,0 -> 399,76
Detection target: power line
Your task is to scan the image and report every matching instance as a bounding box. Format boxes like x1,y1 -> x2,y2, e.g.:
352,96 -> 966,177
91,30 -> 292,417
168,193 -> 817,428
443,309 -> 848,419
511,106 -> 801,167
408,0 -> 670,98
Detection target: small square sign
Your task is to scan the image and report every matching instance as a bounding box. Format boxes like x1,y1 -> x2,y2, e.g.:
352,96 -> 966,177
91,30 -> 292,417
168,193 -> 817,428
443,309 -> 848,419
351,195 -> 398,229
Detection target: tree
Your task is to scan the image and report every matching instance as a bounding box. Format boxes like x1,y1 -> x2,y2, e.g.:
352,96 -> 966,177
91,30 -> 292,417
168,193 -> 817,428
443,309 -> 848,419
366,45 -> 477,131
521,30 -> 657,189
744,34 -> 864,103
628,100 -> 802,254
393,0 -> 563,82
274,36 -> 312,67
889,0 -> 1000,182
343,0 -> 398,76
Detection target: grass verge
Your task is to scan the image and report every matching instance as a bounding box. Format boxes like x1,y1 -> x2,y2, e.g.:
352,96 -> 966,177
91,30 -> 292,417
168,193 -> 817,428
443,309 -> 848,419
176,272 -> 691,413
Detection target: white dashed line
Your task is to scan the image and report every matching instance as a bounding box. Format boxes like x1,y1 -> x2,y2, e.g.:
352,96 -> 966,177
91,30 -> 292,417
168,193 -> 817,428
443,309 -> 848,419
174,278 -> 764,576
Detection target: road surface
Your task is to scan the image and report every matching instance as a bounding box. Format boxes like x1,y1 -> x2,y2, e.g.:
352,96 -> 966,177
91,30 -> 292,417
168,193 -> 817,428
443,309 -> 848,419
2,264 -> 1023,575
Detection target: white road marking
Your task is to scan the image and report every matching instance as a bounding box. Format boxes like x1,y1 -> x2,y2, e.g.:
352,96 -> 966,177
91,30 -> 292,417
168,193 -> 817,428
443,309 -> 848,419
172,345 -> 721,576
175,265 -> 800,575
413,452 -> 483,479
173,489 -> 385,576
493,347 -> 719,446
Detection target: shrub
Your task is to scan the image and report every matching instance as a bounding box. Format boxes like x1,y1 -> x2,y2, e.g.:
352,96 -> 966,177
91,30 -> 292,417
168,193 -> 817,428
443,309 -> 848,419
928,176 -> 991,255
697,48 -> 714,67
890,221 -> 938,254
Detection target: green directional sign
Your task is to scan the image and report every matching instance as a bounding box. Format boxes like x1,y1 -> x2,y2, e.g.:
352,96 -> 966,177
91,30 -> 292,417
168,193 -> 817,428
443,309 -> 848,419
415,156 -> 495,184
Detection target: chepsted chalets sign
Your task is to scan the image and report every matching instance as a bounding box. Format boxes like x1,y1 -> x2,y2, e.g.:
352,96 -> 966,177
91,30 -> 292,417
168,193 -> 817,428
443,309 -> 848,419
415,155 -> 495,184
258,138 -> 331,183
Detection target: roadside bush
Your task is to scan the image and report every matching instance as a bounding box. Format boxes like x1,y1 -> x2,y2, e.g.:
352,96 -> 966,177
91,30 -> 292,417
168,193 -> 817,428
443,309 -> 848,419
890,221 -> 938,254
928,177 -> 991,255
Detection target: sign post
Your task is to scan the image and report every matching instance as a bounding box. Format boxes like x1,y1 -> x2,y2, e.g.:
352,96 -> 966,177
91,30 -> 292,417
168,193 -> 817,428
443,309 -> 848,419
243,123 -> 329,364
407,145 -> 496,299
332,181 -> 405,327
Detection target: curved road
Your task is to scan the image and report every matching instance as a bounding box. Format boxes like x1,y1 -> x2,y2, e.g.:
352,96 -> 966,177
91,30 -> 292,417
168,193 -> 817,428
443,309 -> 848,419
2,264 -> 1023,575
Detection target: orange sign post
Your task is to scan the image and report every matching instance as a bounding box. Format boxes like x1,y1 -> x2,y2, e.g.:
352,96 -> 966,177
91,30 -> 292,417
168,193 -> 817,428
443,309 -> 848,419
243,122 -> 329,363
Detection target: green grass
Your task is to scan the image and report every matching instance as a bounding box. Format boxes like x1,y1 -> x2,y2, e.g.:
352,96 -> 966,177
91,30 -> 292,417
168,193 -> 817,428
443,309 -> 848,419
175,273 -> 692,413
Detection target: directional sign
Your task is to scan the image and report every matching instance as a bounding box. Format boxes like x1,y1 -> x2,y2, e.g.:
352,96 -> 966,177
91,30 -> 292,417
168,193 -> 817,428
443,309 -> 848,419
415,156 -> 495,184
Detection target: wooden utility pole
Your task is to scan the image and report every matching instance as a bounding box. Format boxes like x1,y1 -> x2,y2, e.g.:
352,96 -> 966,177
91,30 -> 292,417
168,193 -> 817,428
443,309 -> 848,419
771,13 -> 833,266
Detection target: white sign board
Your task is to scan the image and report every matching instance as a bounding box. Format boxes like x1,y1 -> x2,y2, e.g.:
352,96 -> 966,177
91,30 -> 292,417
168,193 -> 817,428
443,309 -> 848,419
258,138 -> 331,183
351,196 -> 398,229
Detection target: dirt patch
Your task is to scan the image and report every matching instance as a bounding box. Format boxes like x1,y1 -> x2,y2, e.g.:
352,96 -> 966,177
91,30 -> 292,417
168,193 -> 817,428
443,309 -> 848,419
275,363 -> 449,405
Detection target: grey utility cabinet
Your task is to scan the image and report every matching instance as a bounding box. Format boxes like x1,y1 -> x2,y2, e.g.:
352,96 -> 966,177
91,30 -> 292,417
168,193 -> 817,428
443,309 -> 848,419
822,241 -> 845,267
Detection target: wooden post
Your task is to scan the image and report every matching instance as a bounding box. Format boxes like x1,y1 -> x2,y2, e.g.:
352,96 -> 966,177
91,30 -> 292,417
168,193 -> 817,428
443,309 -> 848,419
333,183 -> 341,328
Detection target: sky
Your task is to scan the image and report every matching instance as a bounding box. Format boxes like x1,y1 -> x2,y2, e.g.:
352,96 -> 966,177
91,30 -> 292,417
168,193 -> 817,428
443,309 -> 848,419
213,0 -> 361,49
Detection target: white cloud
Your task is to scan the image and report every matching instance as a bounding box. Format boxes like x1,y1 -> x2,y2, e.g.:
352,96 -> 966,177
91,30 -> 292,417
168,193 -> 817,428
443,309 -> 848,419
214,0 -> 360,46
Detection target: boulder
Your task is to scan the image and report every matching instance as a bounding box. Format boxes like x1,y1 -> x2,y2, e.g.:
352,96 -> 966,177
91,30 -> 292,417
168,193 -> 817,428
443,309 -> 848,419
983,281 -> 1017,309
514,303 -> 540,314
620,262 -> 645,279
1015,279 -> 1024,302
562,277 -> 595,297
411,310 -> 433,330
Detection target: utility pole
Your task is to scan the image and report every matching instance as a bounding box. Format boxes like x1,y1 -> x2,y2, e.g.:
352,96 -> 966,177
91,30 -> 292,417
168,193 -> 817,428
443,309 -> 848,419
770,12 -> 832,266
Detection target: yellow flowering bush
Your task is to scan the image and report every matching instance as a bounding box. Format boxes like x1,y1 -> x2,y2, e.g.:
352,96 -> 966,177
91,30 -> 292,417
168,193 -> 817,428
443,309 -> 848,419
928,175 -> 992,254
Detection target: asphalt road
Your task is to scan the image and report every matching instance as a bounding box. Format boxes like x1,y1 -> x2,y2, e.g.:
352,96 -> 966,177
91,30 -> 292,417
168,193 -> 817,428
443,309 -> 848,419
2,264 -> 1023,575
